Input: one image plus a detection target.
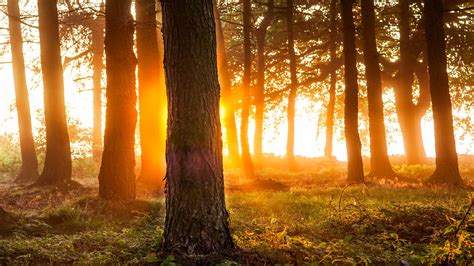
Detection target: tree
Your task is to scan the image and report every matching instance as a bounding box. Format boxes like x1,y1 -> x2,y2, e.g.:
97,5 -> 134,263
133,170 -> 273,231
254,0 -> 274,162
340,0 -> 364,183
286,0 -> 297,170
241,0 -> 256,179
423,0 -> 464,185
360,0 -> 395,178
7,0 -> 39,182
98,0 -> 137,200
136,0 -> 165,189
160,0 -> 235,255
36,0 -> 72,186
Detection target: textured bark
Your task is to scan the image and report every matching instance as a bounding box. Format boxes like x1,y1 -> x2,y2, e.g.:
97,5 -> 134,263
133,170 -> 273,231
91,6 -> 104,160
340,0 -> 364,183
7,0 -> 39,182
160,0 -> 235,255
136,0 -> 165,189
286,0 -> 297,170
396,0 -> 428,165
98,0 -> 137,200
254,0 -> 274,162
241,0 -> 256,179
36,0 -> 72,186
423,0 -> 463,185
360,0 -> 395,178
214,2 -> 241,165
324,0 -> 337,158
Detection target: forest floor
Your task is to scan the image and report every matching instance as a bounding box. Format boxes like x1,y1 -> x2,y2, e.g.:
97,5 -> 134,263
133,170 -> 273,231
0,156 -> 473,265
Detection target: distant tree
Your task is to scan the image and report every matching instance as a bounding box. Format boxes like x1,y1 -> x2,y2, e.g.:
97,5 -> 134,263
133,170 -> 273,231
360,0 -> 395,178
160,0 -> 235,255
286,0 -> 297,170
7,0 -> 39,182
241,0 -> 256,179
35,0 -> 72,186
136,0 -> 165,189
423,0 -> 464,185
98,0 -> 137,200
340,0 -> 364,183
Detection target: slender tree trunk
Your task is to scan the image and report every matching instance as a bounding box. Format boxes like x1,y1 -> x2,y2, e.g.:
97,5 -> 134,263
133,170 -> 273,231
7,0 -> 39,182
36,0 -> 72,186
98,0 -> 137,200
286,0 -> 297,170
397,0 -> 427,165
324,0 -> 337,158
340,0 -> 364,183
241,0 -> 256,179
361,0 -> 395,178
423,0 -> 463,185
160,0 -> 235,255
91,7 -> 104,161
136,0 -> 165,189
214,2 -> 241,165
254,0 -> 274,162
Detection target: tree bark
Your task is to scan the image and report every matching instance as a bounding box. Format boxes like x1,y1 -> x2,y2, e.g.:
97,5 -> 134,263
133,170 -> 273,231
254,0 -> 274,162
423,0 -> 463,185
136,0 -> 165,189
340,0 -> 364,183
360,0 -> 395,178
7,0 -> 39,182
160,0 -> 235,255
241,0 -> 256,179
98,0 -> 137,200
36,0 -> 72,186
286,0 -> 297,170
91,5 -> 104,161
324,0 -> 337,158
214,2 -> 241,165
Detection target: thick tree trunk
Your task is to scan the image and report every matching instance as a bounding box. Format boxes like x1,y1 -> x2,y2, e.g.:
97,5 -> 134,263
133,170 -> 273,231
7,0 -> 39,182
36,0 -> 72,186
91,7 -> 104,161
160,0 -> 235,255
324,0 -> 337,158
214,2 -> 241,165
286,0 -> 297,170
98,0 -> 137,200
340,0 -> 364,183
136,0 -> 165,189
241,0 -> 256,179
254,0 -> 274,162
423,0 -> 463,185
397,0 -> 428,165
360,0 -> 395,178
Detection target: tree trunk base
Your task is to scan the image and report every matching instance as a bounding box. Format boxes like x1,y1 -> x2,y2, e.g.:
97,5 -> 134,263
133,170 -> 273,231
14,168 -> 39,184
32,178 -> 82,190
426,170 -> 465,187
157,248 -> 270,265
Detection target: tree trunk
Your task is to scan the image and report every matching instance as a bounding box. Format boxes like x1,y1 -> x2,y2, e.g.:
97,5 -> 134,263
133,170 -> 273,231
324,0 -> 337,158
286,0 -> 297,170
160,0 -> 235,255
340,0 -> 364,183
98,0 -> 137,200
241,0 -> 256,179
91,5 -> 104,161
396,0 -> 427,165
7,0 -> 39,182
360,0 -> 395,178
423,0 -> 463,185
214,2 -> 241,165
254,0 -> 274,162
136,0 -> 165,189
36,0 -> 72,186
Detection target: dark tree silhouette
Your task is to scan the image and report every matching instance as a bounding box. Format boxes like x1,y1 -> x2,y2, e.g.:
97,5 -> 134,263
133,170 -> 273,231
36,0 -> 72,186
7,0 -> 38,182
98,0 -> 137,200
160,0 -> 235,255
340,0 -> 364,183
423,0 -> 464,185
360,0 -> 395,178
286,0 -> 298,170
